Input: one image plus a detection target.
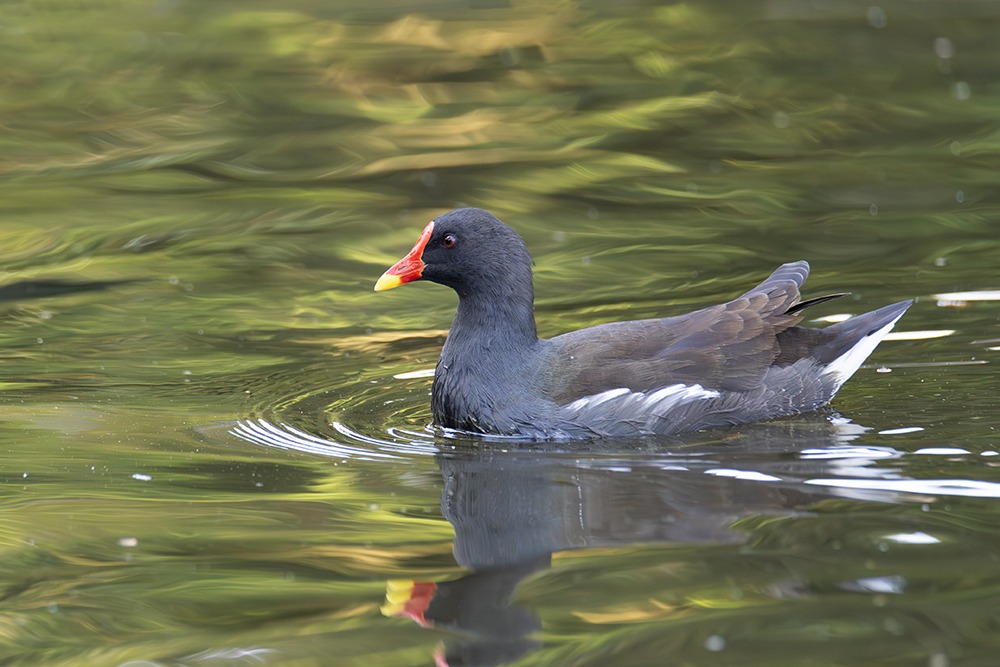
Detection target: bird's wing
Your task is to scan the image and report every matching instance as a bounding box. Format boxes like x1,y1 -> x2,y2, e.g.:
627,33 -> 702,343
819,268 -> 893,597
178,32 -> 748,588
545,261 -> 841,401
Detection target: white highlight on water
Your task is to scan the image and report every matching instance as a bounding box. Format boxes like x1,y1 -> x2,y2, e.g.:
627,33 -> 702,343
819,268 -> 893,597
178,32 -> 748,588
878,427 -> 924,435
704,468 -> 782,482
884,531 -> 940,545
804,478 -> 1000,498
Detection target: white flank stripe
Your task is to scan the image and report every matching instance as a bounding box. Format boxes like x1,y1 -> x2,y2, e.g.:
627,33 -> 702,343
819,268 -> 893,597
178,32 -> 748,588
563,383 -> 720,424
646,385 -> 688,403
564,387 -> 632,412
823,313 -> 905,390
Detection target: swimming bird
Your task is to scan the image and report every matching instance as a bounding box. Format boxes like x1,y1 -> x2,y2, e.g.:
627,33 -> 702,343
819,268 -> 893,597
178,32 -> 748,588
375,208 -> 910,439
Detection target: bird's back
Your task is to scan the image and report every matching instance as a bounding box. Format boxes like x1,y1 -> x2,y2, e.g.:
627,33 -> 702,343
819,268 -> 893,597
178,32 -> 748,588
537,262 -> 910,436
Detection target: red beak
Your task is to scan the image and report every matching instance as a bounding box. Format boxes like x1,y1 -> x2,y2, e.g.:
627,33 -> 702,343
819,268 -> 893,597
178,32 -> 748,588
374,221 -> 434,292
381,579 -> 438,627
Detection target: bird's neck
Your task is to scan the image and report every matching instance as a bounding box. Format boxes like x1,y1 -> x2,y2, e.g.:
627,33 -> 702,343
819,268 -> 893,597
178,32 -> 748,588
431,273 -> 541,433
433,282 -> 541,434
447,282 -> 538,354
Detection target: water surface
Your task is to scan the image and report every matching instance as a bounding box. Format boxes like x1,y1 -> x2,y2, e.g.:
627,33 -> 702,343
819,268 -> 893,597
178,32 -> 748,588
2,2 -> 1000,666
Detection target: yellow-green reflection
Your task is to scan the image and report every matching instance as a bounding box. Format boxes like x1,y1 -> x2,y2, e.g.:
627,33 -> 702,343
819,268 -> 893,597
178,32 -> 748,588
1,1 -> 999,666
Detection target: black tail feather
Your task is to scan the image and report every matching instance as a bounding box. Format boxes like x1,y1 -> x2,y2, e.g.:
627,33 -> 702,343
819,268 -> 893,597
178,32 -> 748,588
785,292 -> 849,315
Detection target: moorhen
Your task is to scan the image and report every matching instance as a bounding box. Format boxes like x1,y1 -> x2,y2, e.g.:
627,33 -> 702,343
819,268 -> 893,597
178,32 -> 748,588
375,208 -> 910,439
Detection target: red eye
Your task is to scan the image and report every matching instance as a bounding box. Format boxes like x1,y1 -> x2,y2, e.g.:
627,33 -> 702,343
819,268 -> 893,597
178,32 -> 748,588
442,234 -> 457,249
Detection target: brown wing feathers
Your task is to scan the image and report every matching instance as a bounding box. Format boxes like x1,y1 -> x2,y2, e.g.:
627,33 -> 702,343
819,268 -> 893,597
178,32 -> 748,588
550,262 -> 847,400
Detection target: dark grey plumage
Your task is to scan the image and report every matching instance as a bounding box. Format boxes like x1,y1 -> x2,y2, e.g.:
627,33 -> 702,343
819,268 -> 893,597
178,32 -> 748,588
386,208 -> 910,440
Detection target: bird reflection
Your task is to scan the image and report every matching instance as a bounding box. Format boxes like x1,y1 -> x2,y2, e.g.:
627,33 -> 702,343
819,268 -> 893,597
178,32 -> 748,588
383,415 -> 882,666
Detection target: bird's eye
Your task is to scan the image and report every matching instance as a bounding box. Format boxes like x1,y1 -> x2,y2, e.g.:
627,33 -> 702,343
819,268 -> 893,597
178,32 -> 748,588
442,234 -> 457,249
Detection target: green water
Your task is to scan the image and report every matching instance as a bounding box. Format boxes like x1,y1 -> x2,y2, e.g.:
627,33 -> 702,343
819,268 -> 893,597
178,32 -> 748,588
2,1 -> 1000,665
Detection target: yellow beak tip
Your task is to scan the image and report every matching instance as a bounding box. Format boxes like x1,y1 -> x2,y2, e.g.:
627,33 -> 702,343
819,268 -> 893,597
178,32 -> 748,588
374,273 -> 402,292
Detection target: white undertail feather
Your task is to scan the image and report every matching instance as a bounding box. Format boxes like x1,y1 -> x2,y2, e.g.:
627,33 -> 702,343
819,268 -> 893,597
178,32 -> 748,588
822,311 -> 906,392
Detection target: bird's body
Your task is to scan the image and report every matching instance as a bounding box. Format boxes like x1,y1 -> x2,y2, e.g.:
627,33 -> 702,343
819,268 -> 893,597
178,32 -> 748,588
376,208 -> 910,440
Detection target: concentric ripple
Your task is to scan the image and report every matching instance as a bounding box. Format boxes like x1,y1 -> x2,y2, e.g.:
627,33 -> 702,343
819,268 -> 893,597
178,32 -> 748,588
230,417 -> 438,460
225,364 -> 1000,502
229,364 -> 441,461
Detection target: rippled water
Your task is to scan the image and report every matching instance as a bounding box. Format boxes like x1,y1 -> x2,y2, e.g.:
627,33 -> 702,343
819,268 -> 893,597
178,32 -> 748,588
2,2 -> 1000,666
